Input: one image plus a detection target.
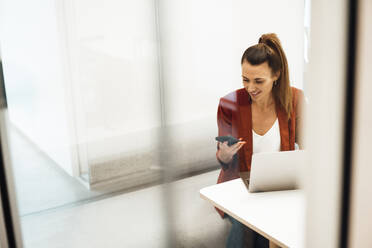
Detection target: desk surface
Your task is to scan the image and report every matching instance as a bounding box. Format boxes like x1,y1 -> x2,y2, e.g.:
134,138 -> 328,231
200,179 -> 305,248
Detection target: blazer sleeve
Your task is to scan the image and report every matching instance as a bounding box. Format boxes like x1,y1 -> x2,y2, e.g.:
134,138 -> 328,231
216,98 -> 237,170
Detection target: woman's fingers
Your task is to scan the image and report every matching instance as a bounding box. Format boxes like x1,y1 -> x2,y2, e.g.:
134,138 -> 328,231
218,139 -> 245,157
231,141 -> 246,154
220,141 -> 229,149
230,140 -> 244,148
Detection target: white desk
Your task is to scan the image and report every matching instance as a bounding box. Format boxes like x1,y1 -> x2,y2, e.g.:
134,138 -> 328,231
200,179 -> 305,248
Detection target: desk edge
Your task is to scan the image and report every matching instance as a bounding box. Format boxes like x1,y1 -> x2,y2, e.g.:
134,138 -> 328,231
199,190 -> 289,248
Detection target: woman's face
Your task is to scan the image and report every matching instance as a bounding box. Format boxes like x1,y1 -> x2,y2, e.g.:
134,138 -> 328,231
241,61 -> 279,104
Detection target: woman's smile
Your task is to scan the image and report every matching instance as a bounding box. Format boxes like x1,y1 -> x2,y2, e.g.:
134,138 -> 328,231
249,90 -> 261,98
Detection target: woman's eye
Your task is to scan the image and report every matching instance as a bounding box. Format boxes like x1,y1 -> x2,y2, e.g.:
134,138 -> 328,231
255,81 -> 263,84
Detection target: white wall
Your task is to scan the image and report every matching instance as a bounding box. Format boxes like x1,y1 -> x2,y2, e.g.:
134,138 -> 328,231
0,0 -> 77,176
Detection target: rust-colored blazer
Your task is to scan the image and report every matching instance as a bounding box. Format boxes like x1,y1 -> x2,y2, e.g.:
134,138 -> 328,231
215,87 -> 304,218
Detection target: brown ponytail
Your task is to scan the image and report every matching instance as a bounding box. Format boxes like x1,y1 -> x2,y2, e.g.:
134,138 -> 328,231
241,33 -> 292,119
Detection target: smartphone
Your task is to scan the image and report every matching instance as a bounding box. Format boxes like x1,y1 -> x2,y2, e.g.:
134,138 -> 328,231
215,135 -> 240,146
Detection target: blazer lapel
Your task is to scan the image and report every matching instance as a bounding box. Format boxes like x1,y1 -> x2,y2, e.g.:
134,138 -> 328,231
276,103 -> 290,151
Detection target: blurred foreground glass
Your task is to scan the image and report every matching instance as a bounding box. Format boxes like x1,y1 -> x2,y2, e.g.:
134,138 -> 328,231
0,0 -> 320,247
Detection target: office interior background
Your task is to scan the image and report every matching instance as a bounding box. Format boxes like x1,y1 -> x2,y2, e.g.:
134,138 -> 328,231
0,0 -> 371,247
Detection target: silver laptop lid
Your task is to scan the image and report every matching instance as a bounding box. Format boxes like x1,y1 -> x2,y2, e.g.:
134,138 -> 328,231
248,150 -> 305,193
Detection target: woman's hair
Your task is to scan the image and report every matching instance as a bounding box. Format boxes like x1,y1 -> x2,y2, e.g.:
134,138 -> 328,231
241,33 -> 292,119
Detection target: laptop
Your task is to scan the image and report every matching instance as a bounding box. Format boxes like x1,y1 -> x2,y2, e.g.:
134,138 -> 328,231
239,150 -> 305,193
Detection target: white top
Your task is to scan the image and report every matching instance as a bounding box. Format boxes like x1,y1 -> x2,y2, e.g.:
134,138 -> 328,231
200,179 -> 305,248
253,118 -> 281,154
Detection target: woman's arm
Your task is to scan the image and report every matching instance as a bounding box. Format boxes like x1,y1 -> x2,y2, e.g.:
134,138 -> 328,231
216,98 -> 235,169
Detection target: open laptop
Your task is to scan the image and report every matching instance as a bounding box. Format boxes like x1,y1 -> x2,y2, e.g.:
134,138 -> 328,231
240,150 -> 305,193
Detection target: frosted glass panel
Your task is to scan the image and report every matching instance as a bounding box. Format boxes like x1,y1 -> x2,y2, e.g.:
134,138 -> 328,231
73,0 -> 161,151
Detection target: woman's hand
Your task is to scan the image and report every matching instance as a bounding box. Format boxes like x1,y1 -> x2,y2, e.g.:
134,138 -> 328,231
217,138 -> 246,164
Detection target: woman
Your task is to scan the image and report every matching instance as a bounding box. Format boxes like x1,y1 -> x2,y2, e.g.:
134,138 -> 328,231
215,33 -> 304,248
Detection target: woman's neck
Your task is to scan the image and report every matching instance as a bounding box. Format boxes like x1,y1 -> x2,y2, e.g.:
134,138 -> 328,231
252,94 -> 275,112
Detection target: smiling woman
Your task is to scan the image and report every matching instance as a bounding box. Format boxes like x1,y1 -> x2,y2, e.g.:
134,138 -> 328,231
242,33 -> 293,119
215,33 -> 305,248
